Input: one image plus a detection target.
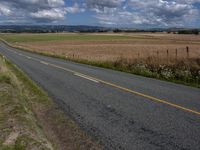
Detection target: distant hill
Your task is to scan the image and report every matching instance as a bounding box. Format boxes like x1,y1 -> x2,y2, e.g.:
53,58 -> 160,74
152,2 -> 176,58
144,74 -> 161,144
0,25 -> 199,34
0,25 -> 110,33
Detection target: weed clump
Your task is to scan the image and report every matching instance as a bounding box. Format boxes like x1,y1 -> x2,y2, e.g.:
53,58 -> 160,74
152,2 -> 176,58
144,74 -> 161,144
111,57 -> 200,87
0,74 -> 11,84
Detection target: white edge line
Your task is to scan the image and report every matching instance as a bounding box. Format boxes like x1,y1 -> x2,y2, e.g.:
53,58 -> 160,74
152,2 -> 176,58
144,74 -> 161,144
40,61 -> 49,65
74,73 -> 99,83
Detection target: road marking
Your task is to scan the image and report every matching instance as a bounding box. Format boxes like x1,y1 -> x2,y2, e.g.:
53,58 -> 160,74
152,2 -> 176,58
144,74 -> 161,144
74,73 -> 99,83
45,62 -> 200,116
40,61 -> 49,65
97,80 -> 200,116
26,56 -> 31,59
9,50 -> 200,116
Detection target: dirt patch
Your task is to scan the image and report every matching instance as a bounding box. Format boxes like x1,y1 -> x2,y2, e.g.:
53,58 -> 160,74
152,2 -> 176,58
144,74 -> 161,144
3,132 -> 19,145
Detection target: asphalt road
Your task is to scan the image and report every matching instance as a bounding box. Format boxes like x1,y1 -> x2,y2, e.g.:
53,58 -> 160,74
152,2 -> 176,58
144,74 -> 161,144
0,42 -> 200,150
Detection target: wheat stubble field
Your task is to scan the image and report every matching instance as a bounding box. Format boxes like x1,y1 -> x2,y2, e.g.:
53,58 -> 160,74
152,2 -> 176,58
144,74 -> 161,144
2,33 -> 200,62
1,33 -> 200,87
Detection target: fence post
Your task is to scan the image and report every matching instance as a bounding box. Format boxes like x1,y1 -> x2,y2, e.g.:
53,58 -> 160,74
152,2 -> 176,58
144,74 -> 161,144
186,46 -> 189,59
156,50 -> 159,62
138,52 -> 140,59
175,49 -> 178,61
167,49 -> 169,64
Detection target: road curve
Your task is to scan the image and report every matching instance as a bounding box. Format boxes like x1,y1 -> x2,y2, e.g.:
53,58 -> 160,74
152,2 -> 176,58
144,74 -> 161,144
0,42 -> 200,150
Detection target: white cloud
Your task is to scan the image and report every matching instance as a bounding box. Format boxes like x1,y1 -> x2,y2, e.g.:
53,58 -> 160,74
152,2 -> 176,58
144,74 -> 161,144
93,0 -> 200,27
31,8 -> 66,22
127,0 -> 199,26
0,0 -> 67,23
0,0 -> 199,27
86,0 -> 125,10
66,3 -> 85,13
0,3 -> 11,16
48,0 -> 65,7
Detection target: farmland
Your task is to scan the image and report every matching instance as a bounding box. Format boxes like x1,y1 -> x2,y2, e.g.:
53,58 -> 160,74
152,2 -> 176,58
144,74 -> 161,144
0,33 -> 200,87
1,33 -> 200,61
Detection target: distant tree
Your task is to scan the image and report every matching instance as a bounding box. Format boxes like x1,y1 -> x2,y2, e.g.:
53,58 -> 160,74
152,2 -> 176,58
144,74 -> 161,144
178,29 -> 199,35
193,29 -> 199,35
113,29 -> 122,33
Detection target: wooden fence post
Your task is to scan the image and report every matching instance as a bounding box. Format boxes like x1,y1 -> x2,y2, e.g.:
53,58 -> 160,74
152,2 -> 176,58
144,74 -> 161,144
157,51 -> 159,57
167,49 -> 169,64
186,46 -> 189,59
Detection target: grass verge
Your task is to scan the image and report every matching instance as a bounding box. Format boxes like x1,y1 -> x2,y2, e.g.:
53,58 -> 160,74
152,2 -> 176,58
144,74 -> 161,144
0,54 -> 101,150
71,58 -> 200,88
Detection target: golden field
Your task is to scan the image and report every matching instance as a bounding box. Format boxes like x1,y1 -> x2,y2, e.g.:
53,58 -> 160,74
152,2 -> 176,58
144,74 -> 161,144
5,33 -> 200,63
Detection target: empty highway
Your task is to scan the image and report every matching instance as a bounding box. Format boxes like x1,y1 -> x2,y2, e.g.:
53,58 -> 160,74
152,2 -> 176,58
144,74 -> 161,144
0,42 -> 200,150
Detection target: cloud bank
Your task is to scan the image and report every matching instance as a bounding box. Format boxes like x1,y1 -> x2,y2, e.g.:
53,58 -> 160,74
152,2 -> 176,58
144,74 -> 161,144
0,0 -> 199,27
86,0 -> 200,27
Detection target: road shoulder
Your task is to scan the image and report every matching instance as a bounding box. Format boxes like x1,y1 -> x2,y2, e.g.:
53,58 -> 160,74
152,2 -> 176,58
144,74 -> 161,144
0,55 -> 101,150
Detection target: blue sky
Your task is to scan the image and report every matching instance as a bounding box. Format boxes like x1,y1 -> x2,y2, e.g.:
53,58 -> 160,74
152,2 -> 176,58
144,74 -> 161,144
0,0 -> 200,28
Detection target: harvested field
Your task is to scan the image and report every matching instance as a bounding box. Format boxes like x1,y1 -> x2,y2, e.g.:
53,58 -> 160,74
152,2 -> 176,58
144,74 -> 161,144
18,40 -> 200,62
1,33 -> 199,63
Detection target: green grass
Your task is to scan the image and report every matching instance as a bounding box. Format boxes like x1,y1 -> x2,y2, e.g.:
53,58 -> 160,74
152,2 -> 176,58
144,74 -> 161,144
0,74 -> 11,84
1,143 -> 25,150
0,33 -> 134,43
0,55 -> 54,150
5,60 -> 50,104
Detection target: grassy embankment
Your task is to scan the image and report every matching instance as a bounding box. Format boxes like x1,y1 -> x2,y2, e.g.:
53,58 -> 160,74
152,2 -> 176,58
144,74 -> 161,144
0,54 -> 101,149
0,33 -> 199,88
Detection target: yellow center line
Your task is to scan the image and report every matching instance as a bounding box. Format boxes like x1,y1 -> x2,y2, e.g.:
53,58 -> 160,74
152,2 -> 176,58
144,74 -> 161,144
47,63 -> 200,116
10,49 -> 200,116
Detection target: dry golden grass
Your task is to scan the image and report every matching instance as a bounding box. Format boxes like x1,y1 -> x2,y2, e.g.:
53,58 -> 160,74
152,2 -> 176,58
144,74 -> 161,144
0,57 -> 54,150
13,33 -> 200,64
